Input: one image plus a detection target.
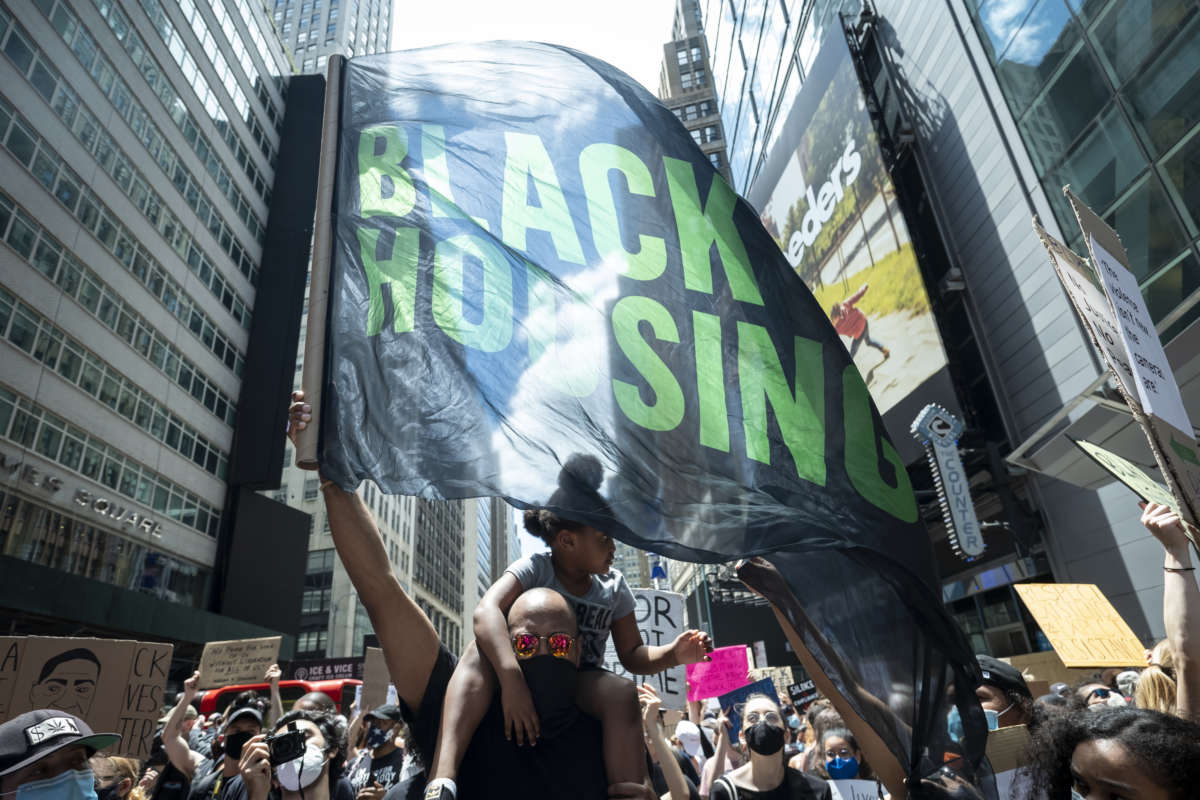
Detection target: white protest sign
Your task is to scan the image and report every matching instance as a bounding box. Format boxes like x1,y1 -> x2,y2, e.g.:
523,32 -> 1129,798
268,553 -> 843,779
1089,235 -> 1192,435
1036,225 -> 1137,398
603,589 -> 686,709
196,636 -> 281,689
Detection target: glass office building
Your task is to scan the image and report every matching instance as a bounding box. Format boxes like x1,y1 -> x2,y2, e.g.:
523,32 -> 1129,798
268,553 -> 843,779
705,0 -> 1200,647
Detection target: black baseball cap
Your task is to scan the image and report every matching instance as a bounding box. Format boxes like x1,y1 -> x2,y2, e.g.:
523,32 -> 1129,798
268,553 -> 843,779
364,704 -> 403,722
0,710 -> 120,777
223,706 -> 263,730
976,655 -> 1032,698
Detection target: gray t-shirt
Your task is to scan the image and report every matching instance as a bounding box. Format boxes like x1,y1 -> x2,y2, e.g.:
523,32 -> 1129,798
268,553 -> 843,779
506,552 -> 636,666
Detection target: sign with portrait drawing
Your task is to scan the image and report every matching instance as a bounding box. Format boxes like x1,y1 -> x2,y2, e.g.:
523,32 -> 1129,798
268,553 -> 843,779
0,636 -> 172,760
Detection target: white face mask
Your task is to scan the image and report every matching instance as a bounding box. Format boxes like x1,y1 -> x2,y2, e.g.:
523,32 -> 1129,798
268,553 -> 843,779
276,742 -> 327,792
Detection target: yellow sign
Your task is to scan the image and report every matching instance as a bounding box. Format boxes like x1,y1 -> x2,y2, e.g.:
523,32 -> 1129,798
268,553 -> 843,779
1014,584 -> 1144,667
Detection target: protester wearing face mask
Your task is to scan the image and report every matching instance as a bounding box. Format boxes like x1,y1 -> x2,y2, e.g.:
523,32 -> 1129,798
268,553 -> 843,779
973,656 -> 1033,729
186,704 -> 262,800
238,710 -> 350,800
344,705 -> 407,797
91,756 -> 139,800
811,729 -> 874,783
0,709 -> 121,800
709,695 -> 831,800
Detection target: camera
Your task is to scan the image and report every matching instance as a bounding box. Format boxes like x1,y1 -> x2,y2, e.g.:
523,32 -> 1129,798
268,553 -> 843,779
266,724 -> 307,766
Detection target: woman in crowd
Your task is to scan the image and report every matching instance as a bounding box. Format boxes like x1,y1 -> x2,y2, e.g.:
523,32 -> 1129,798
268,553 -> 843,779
708,694 -> 831,800
809,728 -> 874,782
1027,707 -> 1200,799
797,707 -> 842,774
91,755 -> 140,800
1134,639 -> 1176,715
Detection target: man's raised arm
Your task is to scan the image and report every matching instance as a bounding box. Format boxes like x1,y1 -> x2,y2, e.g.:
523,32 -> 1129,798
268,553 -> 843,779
289,391 -> 440,714
163,671 -> 205,779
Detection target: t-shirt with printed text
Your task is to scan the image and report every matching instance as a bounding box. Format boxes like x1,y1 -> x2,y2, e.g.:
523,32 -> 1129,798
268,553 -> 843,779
505,552 -> 636,666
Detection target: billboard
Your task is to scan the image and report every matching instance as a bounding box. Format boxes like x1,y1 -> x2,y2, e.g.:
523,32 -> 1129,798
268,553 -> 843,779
749,31 -> 949,424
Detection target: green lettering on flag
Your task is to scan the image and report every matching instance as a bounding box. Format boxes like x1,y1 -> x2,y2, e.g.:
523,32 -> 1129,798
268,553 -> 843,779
423,125 -> 489,230
359,125 -> 415,218
611,295 -> 684,432
501,132 -> 586,265
842,366 -> 917,522
692,310 -> 730,452
579,143 -> 665,281
432,233 -> 514,353
359,226 -> 420,336
663,157 -> 763,306
737,322 -> 825,486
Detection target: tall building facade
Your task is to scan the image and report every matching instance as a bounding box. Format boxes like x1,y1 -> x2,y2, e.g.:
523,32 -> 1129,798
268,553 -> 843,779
658,0 -> 732,181
271,0 -> 392,74
0,0 -> 299,656
612,541 -> 650,588
413,497 -> 468,653
699,0 -> 1199,649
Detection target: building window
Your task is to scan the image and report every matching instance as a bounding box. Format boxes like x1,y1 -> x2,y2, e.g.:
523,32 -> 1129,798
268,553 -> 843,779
304,478 -> 319,500
691,45 -> 703,63
681,71 -> 694,90
709,152 -> 722,169
676,47 -> 689,66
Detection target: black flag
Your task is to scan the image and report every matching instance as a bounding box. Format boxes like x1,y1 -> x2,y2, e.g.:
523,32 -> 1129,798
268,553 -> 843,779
321,42 -> 989,792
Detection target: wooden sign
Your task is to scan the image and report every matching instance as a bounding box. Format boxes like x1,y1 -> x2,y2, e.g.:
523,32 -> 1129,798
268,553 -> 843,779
0,636 -> 172,760
197,636 -> 281,689
749,666 -> 795,706
1014,584 -> 1144,667
1000,650 -> 1093,687
985,724 -> 1031,773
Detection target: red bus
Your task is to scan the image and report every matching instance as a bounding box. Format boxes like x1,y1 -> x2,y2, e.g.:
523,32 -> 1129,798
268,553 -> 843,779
196,679 -> 360,717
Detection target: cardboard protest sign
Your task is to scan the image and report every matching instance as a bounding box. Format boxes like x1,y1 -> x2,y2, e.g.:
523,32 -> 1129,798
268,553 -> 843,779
1062,191 -> 1200,534
0,636 -> 172,759
361,647 -> 389,710
749,666 -> 794,706
1000,650 -> 1093,687
985,724 -> 1031,774
602,589 -> 687,708
1014,584 -> 1144,667
686,645 -> 749,701
197,637 -> 281,689
716,677 -> 778,739
828,780 -> 887,800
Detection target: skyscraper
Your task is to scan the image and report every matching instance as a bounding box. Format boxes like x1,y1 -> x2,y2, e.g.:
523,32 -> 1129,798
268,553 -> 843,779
271,0 -> 393,74
657,0 -> 731,181
413,497 -> 468,653
0,0 -> 301,652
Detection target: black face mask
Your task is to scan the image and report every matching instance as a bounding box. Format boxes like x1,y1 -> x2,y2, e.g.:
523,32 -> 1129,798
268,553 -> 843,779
224,730 -> 254,761
517,655 -> 579,737
745,721 -> 785,756
96,784 -> 122,800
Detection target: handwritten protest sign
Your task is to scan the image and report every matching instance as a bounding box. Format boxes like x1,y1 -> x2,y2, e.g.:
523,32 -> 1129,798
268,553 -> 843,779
716,677 -> 778,739
0,636 -> 172,759
686,645 -> 749,701
1014,584 -> 1144,667
603,589 -> 687,709
1000,650 -> 1092,687
749,666 -> 794,705
361,647 -> 389,710
197,637 -> 281,688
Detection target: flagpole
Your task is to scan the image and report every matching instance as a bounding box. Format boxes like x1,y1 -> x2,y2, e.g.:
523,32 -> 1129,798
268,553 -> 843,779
296,54 -> 344,471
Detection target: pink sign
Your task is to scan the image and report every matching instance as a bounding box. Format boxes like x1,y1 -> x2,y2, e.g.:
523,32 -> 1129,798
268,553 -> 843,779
686,645 -> 749,701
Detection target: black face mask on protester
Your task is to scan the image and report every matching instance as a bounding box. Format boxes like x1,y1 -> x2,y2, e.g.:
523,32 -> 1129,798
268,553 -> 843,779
744,721 -> 786,756
518,655 -> 579,737
224,730 -> 255,761
96,784 -> 121,800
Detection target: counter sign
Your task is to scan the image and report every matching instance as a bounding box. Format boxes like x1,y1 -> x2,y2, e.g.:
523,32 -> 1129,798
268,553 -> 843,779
912,405 -> 983,559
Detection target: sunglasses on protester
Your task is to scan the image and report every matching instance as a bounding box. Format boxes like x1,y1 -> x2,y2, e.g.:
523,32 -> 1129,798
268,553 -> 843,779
1086,688 -> 1112,701
511,632 -> 576,659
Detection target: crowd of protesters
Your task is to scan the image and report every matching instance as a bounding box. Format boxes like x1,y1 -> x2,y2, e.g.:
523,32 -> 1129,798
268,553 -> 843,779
1,392 -> 1198,800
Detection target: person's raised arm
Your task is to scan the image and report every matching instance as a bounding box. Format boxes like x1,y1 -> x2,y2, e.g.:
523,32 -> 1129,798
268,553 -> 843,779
163,672 -> 205,779
699,710 -> 732,798
641,684 -> 687,800
289,391 -> 440,713
264,664 -> 283,728
615,615 -> 712,676
1142,502 -> 1200,720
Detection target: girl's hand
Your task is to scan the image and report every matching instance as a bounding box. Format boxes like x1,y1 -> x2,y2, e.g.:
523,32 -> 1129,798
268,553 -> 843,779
499,671 -> 541,746
671,630 -> 714,665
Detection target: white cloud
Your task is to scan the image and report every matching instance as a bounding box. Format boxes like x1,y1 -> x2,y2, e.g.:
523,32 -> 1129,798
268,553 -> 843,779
389,0 -> 676,94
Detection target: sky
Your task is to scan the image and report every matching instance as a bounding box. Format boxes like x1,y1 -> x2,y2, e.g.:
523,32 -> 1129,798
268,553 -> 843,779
389,0 -> 677,94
